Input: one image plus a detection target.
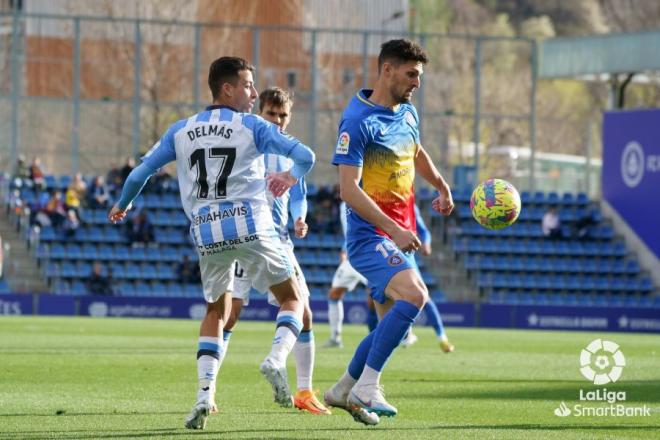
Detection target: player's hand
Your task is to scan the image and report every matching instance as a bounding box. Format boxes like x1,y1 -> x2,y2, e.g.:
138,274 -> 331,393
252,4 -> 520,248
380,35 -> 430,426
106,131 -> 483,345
294,217 -> 308,238
339,250 -> 348,262
267,171 -> 297,197
390,227 -> 421,253
421,242 -> 432,256
432,187 -> 454,216
108,204 -> 128,224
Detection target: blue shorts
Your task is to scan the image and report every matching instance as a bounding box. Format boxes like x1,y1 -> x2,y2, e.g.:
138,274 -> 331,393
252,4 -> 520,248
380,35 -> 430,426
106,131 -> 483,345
348,235 -> 418,304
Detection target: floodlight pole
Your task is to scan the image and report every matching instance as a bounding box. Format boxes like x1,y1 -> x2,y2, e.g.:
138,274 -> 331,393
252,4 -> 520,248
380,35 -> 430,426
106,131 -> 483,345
472,38 -> 482,179
10,6 -> 21,170
193,23 -> 201,110
132,20 -> 142,159
72,18 -> 81,174
529,40 -> 538,192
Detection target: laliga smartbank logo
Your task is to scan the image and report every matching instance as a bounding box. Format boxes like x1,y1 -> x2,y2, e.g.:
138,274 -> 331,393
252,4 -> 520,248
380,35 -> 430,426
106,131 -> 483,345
579,338 -> 625,385
554,339 -> 651,418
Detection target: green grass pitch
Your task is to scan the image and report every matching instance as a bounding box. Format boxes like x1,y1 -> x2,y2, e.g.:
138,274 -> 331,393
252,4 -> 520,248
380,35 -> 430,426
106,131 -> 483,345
0,316 -> 658,439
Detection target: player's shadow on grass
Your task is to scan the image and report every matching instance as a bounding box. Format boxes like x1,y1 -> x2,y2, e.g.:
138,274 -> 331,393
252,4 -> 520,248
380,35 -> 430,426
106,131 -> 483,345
0,410 -> 184,418
408,379 -> 660,403
2,424 -> 659,440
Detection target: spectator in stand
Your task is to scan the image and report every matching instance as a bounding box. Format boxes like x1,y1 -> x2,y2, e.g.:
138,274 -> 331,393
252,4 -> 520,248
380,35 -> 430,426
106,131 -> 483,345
177,254 -> 200,284
31,190 -> 52,227
125,210 -> 154,246
120,157 -> 136,185
106,163 -> 124,196
62,209 -> 81,238
30,157 -> 46,190
12,155 -> 30,187
44,190 -> 67,228
542,205 -> 562,239
146,168 -> 171,193
68,173 -> 88,205
65,186 -> 81,213
574,208 -> 596,240
87,176 -> 111,209
86,262 -> 113,296
308,185 -> 341,234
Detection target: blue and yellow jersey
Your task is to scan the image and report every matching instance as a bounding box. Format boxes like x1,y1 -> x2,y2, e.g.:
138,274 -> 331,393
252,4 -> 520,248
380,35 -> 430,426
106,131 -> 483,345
332,89 -> 420,241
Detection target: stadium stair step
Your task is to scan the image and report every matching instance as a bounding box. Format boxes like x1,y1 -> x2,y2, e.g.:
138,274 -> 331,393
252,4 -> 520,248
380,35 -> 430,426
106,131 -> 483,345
0,213 -> 49,293
427,207 -> 477,302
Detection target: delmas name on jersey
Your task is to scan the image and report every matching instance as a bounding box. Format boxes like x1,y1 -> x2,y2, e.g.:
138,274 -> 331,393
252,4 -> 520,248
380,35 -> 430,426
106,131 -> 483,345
186,124 -> 233,141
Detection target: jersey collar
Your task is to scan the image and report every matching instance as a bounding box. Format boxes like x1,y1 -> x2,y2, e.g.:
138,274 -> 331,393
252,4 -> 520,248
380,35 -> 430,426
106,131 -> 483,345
205,104 -> 238,112
357,89 -> 401,113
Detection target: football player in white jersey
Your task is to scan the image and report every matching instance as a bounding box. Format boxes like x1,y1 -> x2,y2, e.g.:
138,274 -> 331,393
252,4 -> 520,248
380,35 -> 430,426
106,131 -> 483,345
212,87 -> 331,415
108,57 -> 315,430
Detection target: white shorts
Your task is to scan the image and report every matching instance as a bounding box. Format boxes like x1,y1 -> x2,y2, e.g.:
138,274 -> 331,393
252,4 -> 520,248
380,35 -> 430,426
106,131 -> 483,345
197,231 -> 293,303
233,244 -> 309,306
331,259 -> 367,291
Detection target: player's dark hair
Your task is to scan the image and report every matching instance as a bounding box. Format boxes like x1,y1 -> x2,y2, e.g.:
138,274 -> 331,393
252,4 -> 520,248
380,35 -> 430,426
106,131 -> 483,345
208,56 -> 255,100
258,87 -> 294,112
377,39 -> 428,73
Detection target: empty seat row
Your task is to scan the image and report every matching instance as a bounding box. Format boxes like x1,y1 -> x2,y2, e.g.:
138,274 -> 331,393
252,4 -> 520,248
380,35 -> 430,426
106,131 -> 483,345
488,291 -> 660,308
36,243 -> 197,263
458,221 -> 612,240
452,204 -> 599,222
453,237 -> 626,257
45,262 -> 182,281
477,272 -> 653,293
464,255 -> 640,275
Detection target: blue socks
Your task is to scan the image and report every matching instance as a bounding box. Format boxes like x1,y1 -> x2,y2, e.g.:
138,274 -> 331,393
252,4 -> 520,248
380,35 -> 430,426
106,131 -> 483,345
366,301 -> 420,371
366,307 -> 378,332
347,300 -> 421,379
423,300 -> 445,338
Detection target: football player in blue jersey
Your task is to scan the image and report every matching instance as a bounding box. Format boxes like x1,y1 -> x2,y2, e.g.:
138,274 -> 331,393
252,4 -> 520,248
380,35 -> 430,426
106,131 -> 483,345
212,87 -> 331,416
108,57 -> 315,430
323,39 -> 454,423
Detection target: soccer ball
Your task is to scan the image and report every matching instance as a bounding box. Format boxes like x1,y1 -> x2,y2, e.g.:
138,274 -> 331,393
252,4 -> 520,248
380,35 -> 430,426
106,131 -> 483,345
469,178 -> 521,230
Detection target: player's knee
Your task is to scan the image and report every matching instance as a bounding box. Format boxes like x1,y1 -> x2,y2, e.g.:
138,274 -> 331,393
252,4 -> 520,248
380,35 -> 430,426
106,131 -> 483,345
400,280 -> 428,309
328,287 -> 344,300
401,289 -> 427,308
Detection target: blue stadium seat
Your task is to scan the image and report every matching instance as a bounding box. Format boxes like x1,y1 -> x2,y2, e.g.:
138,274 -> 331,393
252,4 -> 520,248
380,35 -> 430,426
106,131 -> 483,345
561,192 -> 575,206
576,192 -> 589,205
532,191 -> 545,204
70,280 -> 86,295
39,226 -> 57,242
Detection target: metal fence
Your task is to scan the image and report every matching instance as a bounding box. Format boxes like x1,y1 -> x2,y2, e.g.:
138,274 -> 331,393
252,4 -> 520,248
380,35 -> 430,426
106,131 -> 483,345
0,10 -> 594,195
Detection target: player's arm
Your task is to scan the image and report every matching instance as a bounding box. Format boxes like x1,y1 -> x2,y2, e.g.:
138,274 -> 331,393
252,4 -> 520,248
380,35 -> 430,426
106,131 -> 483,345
289,177 -> 308,238
338,164 -> 420,252
108,163 -> 157,223
108,122 -> 178,223
245,115 -> 315,196
414,144 -> 454,216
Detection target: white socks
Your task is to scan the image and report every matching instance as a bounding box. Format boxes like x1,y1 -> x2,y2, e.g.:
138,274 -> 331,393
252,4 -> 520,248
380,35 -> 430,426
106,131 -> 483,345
293,330 -> 314,390
356,365 -> 381,387
196,336 -> 222,403
267,310 -> 303,368
328,300 -> 344,340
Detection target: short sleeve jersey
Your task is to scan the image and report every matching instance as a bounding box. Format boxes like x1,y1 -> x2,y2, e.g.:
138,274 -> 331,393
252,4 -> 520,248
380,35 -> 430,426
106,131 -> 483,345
332,89 -> 419,241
